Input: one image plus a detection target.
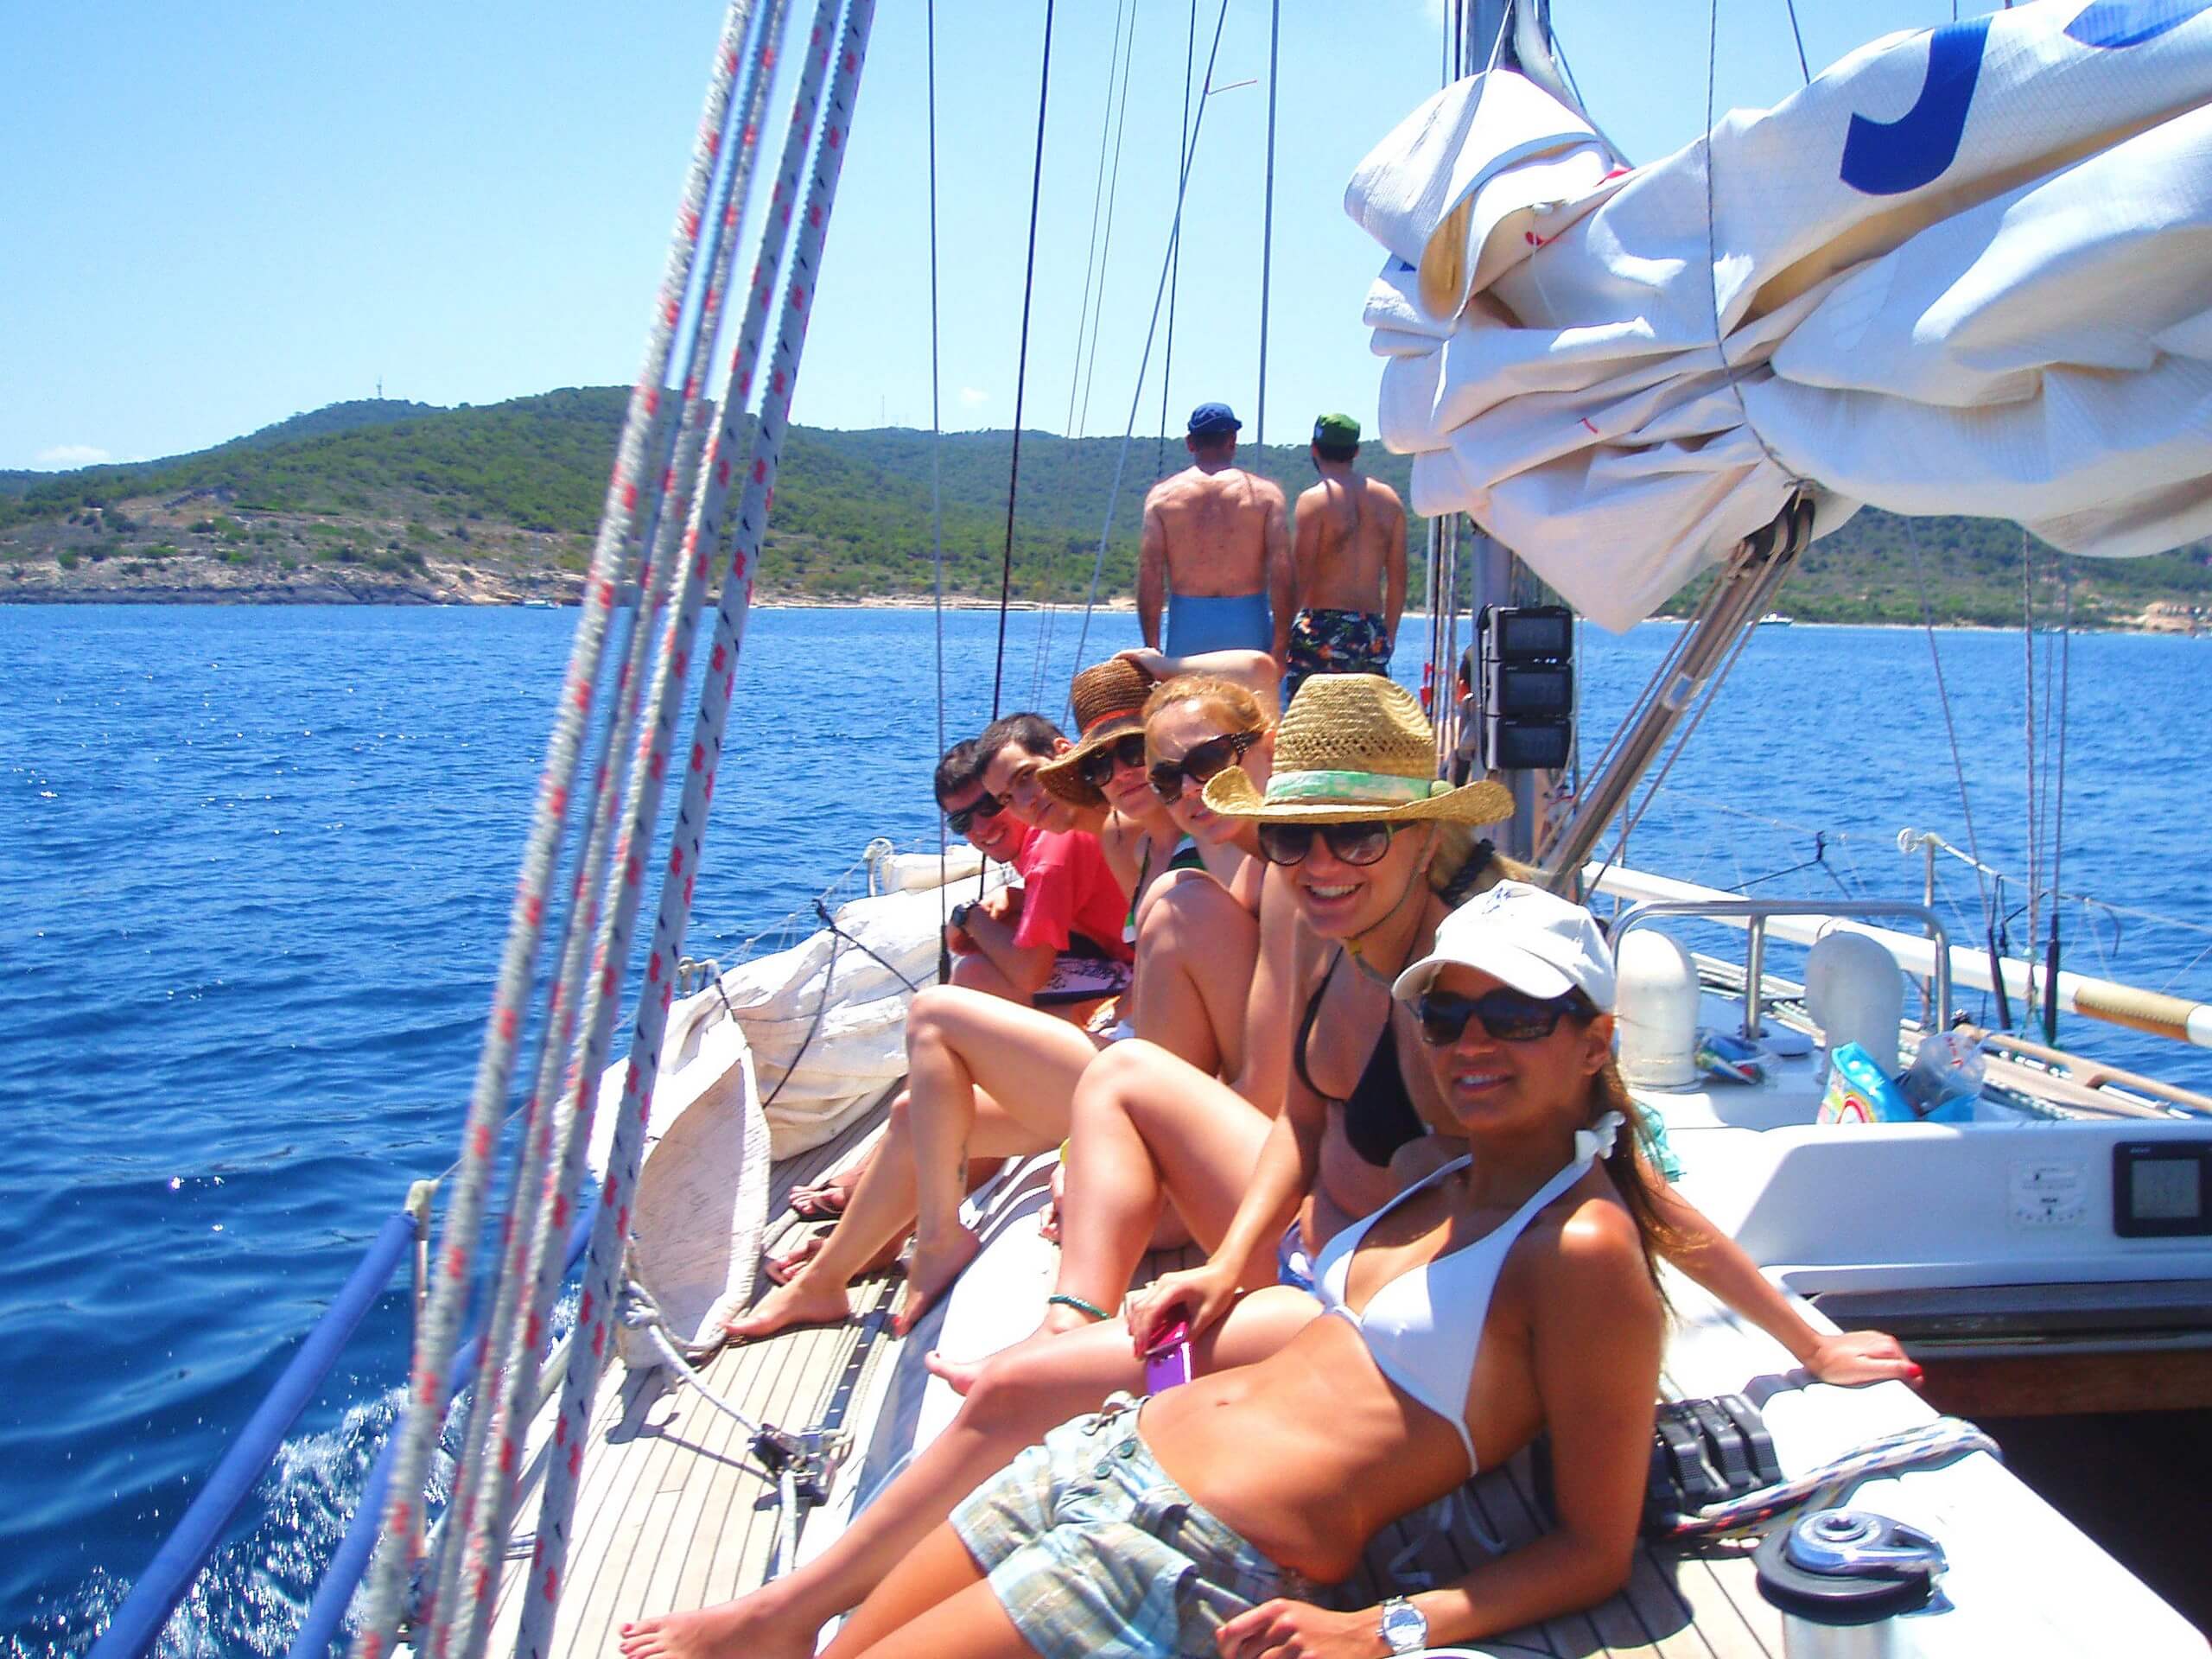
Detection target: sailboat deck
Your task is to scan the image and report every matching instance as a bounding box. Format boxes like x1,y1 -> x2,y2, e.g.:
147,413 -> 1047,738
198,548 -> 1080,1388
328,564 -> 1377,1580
488,1111 -> 900,1656
489,1114 -> 2204,1659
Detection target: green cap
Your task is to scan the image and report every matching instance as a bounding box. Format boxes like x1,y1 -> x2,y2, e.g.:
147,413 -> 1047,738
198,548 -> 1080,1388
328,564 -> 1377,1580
1313,412 -> 1361,448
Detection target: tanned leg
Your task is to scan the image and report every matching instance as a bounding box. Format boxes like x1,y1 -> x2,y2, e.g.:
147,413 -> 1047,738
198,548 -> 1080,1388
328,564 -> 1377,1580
818,1524 -> 1030,1659
948,951 -> 1024,1000
1022,1039 -> 1272,1344
1126,874 -> 1260,1076
624,1292 -> 1320,1659
898,986 -> 1100,1335
731,1091 -> 1039,1342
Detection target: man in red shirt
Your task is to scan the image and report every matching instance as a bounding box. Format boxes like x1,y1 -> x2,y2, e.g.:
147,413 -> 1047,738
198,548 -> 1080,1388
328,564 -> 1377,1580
933,735 -> 1030,871
947,713 -> 1135,1009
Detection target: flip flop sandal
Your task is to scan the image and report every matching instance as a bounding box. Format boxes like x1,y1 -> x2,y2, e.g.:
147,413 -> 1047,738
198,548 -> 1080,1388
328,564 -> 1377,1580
787,1180 -> 852,1221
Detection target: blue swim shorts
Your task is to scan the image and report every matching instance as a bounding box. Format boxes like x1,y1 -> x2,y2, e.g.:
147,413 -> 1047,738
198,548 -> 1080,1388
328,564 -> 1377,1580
1275,1217 -> 1317,1294
950,1398 -> 1304,1659
1166,591 -> 1273,657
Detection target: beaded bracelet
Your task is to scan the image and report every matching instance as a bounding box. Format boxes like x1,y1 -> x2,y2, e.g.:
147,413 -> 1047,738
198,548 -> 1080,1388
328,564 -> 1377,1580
1046,1292 -> 1112,1323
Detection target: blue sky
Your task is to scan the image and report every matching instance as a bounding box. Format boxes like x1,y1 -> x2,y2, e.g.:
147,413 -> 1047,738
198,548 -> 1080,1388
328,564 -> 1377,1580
3,0 -> 1953,471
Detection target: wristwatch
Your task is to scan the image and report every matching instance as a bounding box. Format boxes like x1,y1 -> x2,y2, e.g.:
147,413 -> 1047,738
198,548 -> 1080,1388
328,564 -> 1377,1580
948,899 -> 976,933
1378,1596 -> 1428,1656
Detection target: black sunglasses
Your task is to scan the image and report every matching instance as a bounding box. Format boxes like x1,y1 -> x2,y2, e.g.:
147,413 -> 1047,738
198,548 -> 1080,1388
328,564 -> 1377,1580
1075,731 -> 1150,790
1414,987 -> 1590,1046
945,792 -> 1008,837
1148,729 -> 1260,802
1255,821 -> 1398,868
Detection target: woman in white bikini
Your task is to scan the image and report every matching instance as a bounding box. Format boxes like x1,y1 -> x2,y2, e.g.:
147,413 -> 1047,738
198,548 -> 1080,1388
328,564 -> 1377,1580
802,882 -> 1674,1659
621,683 -> 1913,1659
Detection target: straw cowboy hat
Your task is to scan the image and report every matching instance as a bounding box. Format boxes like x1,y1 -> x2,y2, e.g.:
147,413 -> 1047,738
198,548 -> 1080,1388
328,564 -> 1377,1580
1037,658 -> 1154,807
1203,674 -> 1512,823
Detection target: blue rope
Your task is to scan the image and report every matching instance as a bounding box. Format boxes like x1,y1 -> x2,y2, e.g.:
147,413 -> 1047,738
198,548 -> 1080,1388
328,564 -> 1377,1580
92,1211 -> 418,1659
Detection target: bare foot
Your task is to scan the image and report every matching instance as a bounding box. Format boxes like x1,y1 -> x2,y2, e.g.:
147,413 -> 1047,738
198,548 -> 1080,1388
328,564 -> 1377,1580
922,1348 -> 986,1393
764,1229 -> 905,1287
619,1583 -> 815,1659
927,1297 -> 1103,1391
762,1235 -> 823,1287
787,1160 -> 865,1221
725,1272 -> 855,1343
1038,1163 -> 1066,1243
893,1225 -> 982,1336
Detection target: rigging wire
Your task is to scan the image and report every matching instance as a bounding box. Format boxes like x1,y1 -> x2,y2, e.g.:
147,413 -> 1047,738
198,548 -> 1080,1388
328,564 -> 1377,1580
1033,0 -> 1136,708
1159,0 -> 1200,481
1782,0 -> 1812,84
928,0 -> 950,980
1900,521 -> 1995,925
1075,3 -> 1144,444
1059,0 -> 1134,447
2021,528 -> 2043,1017
1046,0 -> 1146,702
1255,0 -> 1281,447
988,0 -> 1058,722
1065,0 -> 1235,689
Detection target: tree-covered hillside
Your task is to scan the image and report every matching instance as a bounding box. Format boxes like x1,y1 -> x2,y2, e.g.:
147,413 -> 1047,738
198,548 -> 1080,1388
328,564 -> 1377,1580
3,388 -> 2206,625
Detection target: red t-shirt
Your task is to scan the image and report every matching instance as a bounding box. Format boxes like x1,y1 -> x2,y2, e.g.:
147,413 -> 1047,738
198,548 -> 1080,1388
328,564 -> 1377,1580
1012,829 -> 1135,962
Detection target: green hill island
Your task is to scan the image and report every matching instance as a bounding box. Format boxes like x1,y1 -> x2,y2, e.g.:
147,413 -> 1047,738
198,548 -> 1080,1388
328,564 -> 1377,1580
3,389 -> 2206,631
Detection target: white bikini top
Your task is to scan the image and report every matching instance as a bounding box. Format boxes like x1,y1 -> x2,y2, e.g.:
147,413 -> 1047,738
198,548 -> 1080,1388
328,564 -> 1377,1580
1311,1112 -> 1624,1473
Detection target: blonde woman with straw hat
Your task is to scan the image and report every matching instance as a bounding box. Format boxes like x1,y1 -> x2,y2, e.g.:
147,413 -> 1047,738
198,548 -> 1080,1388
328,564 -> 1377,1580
1012,673 -> 1525,1357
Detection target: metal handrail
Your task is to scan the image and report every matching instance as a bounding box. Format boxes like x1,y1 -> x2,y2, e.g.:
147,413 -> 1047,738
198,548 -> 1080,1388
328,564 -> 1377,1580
1607,898 -> 1954,1041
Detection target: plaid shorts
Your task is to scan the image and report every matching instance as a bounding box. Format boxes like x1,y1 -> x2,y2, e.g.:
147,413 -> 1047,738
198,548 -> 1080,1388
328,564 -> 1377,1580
1035,933 -> 1135,1008
951,1397 -> 1304,1659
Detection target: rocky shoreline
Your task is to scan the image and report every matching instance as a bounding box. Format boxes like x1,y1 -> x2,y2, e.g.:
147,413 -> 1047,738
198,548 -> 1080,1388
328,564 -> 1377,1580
2,554 -> 2197,632
0,552 -> 1141,612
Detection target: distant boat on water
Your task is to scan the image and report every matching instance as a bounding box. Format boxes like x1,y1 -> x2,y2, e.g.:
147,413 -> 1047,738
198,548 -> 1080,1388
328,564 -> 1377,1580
1758,612 -> 1795,626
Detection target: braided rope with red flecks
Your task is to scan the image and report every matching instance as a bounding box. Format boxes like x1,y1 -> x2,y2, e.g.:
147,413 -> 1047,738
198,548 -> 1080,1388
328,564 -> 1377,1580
425,12 -> 798,1656
514,4 -> 874,1654
341,8 -> 765,1659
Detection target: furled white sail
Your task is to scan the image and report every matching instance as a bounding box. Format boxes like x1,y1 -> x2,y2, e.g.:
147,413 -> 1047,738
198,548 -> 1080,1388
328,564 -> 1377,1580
1347,0 -> 2212,630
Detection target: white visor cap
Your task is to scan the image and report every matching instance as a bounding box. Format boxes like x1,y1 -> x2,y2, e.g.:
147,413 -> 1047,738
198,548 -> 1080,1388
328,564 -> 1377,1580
1392,880 -> 1617,1011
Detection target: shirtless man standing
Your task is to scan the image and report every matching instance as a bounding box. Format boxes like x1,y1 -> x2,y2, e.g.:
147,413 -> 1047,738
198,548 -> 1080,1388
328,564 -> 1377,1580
1138,402 -> 1292,671
1285,412 -> 1407,702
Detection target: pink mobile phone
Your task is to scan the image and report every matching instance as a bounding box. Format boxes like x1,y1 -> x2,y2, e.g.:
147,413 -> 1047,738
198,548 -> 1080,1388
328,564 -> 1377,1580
1143,1318 -> 1193,1392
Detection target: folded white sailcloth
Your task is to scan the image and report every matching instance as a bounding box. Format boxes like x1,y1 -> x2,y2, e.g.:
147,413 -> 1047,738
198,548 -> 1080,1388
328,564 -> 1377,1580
1347,2 -> 2212,630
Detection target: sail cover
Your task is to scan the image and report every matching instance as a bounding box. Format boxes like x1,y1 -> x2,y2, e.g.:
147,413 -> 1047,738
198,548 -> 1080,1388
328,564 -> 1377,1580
1347,0 -> 2212,630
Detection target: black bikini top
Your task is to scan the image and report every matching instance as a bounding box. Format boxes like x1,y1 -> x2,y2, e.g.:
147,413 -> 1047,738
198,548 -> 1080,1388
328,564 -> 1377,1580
1293,949 -> 1425,1167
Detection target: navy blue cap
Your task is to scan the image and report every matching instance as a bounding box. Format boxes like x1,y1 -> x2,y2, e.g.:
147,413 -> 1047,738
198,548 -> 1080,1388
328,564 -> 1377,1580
1186,402 -> 1242,436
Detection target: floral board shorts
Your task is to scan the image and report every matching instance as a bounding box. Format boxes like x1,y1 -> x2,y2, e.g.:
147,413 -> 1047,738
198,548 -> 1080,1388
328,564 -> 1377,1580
950,1396 -> 1306,1659
1285,608 -> 1391,702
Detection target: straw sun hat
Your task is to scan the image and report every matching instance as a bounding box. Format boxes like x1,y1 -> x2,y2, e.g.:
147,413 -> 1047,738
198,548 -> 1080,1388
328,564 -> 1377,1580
1037,658 -> 1154,807
1202,674 -> 1512,823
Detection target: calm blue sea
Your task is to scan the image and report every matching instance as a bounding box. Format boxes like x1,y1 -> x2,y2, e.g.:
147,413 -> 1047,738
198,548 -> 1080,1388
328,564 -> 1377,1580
3,603 -> 2209,1655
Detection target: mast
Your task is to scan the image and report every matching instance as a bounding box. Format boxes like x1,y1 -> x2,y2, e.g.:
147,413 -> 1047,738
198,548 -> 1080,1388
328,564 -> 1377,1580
1451,0 -> 1561,870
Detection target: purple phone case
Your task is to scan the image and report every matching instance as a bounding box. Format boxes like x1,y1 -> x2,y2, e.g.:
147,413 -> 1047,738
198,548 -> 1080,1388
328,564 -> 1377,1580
1143,1319 -> 1193,1392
